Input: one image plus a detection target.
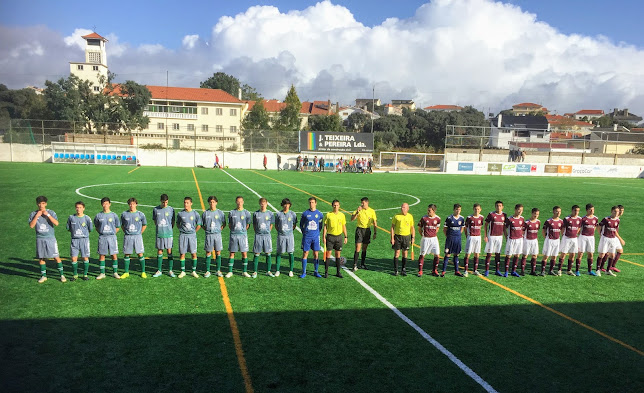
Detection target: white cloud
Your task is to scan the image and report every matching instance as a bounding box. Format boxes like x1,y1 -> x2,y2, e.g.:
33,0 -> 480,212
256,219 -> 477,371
2,0 -> 644,115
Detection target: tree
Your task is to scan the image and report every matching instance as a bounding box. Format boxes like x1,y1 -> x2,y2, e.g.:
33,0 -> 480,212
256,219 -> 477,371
346,112 -> 371,131
275,85 -> 301,131
242,99 -> 270,131
241,84 -> 261,101
200,72 -> 240,97
115,80 -> 151,132
0,85 -> 49,121
308,114 -> 343,131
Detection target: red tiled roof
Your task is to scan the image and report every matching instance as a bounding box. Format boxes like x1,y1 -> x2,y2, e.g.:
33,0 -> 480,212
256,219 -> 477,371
512,102 -> 542,108
423,105 -> 463,110
575,109 -> 604,115
546,114 -> 593,128
82,32 -> 107,41
110,85 -> 244,104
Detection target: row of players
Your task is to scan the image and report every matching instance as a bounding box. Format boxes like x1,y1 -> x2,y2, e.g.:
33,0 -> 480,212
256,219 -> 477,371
29,195 -> 625,283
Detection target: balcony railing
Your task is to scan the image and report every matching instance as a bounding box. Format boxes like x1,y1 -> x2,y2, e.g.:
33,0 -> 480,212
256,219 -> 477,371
143,111 -> 198,120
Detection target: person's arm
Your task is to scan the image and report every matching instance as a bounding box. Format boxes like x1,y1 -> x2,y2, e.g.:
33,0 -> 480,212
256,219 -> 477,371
542,223 -> 548,238
616,232 -> 625,246
484,219 -> 490,243
29,211 -> 42,228
343,223 -> 348,244
44,211 -> 59,226
141,225 -> 147,234
351,206 -> 361,221
391,221 -> 396,245
372,218 -> 377,239
245,211 -> 250,231
410,221 -> 415,243
323,219 -> 328,245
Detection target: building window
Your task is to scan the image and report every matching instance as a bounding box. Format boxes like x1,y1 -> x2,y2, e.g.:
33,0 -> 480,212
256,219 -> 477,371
93,86 -> 100,92
92,65 -> 99,71
77,65 -> 84,70
216,108 -> 223,116
230,126 -> 238,133
201,108 -> 208,115
88,52 -> 101,63
230,108 -> 237,116
187,124 -> 195,131
216,125 -> 223,133
202,125 -> 208,132
172,123 -> 180,130
157,123 -> 164,130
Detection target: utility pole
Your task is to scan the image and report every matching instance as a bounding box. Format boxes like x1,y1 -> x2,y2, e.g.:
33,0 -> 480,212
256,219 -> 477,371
371,85 -> 375,133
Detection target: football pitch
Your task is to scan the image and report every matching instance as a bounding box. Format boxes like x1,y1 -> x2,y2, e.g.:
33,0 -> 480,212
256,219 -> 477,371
1,162 -> 643,393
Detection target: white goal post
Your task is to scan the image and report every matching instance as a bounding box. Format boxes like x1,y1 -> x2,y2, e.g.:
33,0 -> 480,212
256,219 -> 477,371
51,142 -> 138,165
378,151 -> 445,172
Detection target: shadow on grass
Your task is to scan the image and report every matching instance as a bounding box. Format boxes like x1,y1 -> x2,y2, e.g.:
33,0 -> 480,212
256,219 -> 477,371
1,303 -> 643,393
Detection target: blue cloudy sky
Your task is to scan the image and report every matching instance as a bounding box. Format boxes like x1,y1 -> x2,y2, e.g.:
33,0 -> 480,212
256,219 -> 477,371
1,0 -> 643,115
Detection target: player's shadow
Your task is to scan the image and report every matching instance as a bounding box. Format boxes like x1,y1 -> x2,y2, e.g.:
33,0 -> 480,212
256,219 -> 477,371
0,258 -> 42,279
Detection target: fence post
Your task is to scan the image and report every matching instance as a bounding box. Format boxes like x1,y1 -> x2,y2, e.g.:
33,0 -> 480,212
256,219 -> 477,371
9,119 -> 13,162
41,120 -> 45,162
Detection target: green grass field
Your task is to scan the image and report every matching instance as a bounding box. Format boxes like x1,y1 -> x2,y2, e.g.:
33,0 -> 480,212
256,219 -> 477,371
1,162 -> 643,393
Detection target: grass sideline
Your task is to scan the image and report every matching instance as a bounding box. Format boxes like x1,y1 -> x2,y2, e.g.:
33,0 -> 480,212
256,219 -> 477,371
0,162 -> 643,392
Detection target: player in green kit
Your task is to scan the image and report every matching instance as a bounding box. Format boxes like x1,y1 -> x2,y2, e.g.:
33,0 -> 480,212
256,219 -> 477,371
252,198 -> 275,278
66,201 -> 93,281
120,198 -> 147,279
202,196 -> 226,277
29,196 -> 65,283
273,198 -> 297,277
226,196 -> 252,278
94,197 -> 121,279
176,196 -> 202,278
152,194 -> 175,278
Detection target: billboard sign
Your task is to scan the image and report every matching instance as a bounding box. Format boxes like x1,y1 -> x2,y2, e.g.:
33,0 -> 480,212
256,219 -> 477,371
299,131 -> 374,153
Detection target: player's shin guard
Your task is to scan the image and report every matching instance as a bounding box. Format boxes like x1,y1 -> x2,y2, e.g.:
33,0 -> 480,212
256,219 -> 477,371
57,262 -> 64,276
566,257 -> 573,272
504,255 -> 511,273
180,259 -> 186,271
192,257 -> 197,271
228,258 -> 234,273
324,257 -> 331,274
266,255 -> 272,272
541,259 -> 547,273
474,256 -> 480,271
112,259 -> 118,274
242,258 -> 248,273
168,255 -> 174,271
140,256 -> 146,273
464,256 -> 469,272
99,260 -> 105,274
301,258 -> 307,274
289,253 -> 295,271
485,254 -> 491,272
606,257 -> 614,270
433,256 -> 440,272
575,258 -> 581,272
83,260 -> 89,276
124,257 -> 130,273
418,255 -> 424,273
512,256 -> 519,272
157,254 -> 163,271
442,256 -> 449,272
453,255 -> 460,272
253,255 -> 259,272
587,257 -> 593,272
521,256 -> 527,271
215,255 -> 221,272
205,255 -> 212,272
495,253 -> 501,271
401,257 -> 407,271
40,262 -> 47,277
72,261 -> 78,276
361,250 -> 367,265
275,254 -> 281,272
313,259 -> 319,273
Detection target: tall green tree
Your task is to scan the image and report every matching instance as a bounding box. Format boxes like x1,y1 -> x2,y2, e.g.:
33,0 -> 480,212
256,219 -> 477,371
241,84 -> 262,101
276,85 -> 302,131
242,99 -> 270,131
346,112 -> 371,131
308,114 -> 344,131
115,80 -> 151,132
200,72 -> 240,97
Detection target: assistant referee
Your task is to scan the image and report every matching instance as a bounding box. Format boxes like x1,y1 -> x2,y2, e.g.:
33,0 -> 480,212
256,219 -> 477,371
350,197 -> 377,271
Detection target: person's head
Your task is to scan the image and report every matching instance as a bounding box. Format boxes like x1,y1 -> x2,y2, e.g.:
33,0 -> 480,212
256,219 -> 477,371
514,204 -> 523,216
281,198 -> 291,211
453,203 -> 461,216
495,201 -> 504,213
473,203 -> 481,215
207,195 -> 218,210
308,197 -> 317,210
36,195 -> 48,210
75,201 -> 85,215
585,203 -> 594,216
571,205 -> 580,217
401,202 -> 410,215
332,199 -> 340,212
127,197 -> 138,211
184,196 -> 193,210
617,204 -> 624,217
259,197 -> 268,211
427,204 -> 436,215
531,207 -> 539,220
610,205 -> 619,218
236,196 -> 244,209
360,197 -> 369,209
100,197 -> 111,211
160,194 -> 169,208
552,206 -> 561,219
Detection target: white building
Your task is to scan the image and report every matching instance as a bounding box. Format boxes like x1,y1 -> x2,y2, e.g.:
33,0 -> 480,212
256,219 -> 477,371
69,32 -> 109,92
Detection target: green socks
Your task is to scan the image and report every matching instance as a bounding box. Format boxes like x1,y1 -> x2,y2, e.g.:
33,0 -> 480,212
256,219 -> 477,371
243,258 -> 248,273
205,255 -> 212,272
192,257 -> 198,271
112,259 -> 118,273
266,255 -> 272,272
228,258 -> 234,273
289,253 -> 295,271
216,255 -> 221,272
140,256 -> 145,273
83,260 -> 89,276
180,259 -> 186,271
157,254 -> 163,271
57,262 -> 64,276
124,257 -> 130,273
72,262 -> 78,276
40,263 -> 46,277
99,260 -> 105,274
253,255 -> 259,272
168,255 -> 174,271
275,254 -> 281,271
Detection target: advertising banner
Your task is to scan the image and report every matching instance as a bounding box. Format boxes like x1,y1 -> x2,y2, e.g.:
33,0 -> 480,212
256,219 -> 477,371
558,165 -> 573,174
299,131 -> 374,153
458,162 -> 474,171
544,165 -> 558,174
516,164 -> 531,173
488,163 -> 502,172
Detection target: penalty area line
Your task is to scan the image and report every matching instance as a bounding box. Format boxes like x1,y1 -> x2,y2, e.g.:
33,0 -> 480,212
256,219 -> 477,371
619,257 -> 644,268
343,267 -> 498,393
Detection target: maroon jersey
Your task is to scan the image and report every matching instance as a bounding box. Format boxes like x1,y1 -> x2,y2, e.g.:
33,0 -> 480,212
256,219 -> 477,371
485,212 -> 507,237
544,218 -> 563,240
505,216 -> 525,239
418,215 -> 441,238
523,219 -> 540,240
599,217 -> 619,238
563,216 -> 582,238
580,215 -> 598,236
465,215 -> 484,237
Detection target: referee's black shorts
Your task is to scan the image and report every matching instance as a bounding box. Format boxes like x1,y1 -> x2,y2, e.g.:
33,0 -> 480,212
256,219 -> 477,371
392,234 -> 411,250
326,234 -> 344,251
355,227 -> 372,245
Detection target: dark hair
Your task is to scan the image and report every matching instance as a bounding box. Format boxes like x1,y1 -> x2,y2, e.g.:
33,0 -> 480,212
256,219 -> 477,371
332,199 -> 340,205
453,204 -> 461,209
160,194 -> 169,201
617,204 -> 624,209
308,197 -> 317,202
236,196 -> 244,201
428,204 -> 437,211
515,204 -> 523,209
207,195 -> 218,203
184,196 -> 193,202
585,203 -> 593,210
127,197 -> 138,204
531,207 -> 539,213
100,197 -> 111,204
36,195 -> 47,203
361,197 -> 369,202
553,206 -> 561,211
281,198 -> 291,207
495,201 -> 504,205
75,201 -> 85,207
259,197 -> 267,203
571,205 -> 580,210
473,203 -> 481,208
611,205 -> 618,211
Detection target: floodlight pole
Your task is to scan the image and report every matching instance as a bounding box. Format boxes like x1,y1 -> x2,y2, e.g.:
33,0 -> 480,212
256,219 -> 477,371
371,85 -> 375,133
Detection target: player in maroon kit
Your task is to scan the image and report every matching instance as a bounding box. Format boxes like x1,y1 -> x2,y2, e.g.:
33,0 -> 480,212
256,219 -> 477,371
611,205 -> 625,272
503,204 -> 525,277
522,208 -> 541,276
596,206 -> 622,276
464,204 -> 484,276
577,204 -> 599,276
559,205 -> 582,276
540,206 -> 563,276
417,204 -> 441,277
484,201 -> 507,277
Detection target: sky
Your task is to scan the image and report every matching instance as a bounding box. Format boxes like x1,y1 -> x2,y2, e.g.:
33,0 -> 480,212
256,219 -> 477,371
1,0 -> 643,115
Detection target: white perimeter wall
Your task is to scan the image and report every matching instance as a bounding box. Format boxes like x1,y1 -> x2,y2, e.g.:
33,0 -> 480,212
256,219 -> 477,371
445,161 -> 644,178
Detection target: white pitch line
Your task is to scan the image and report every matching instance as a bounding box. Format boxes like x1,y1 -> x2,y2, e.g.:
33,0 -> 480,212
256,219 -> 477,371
343,267 -> 499,393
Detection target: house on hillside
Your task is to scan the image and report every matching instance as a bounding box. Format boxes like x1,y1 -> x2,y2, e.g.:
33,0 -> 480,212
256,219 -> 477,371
337,106 -> 379,121
511,102 -> 549,116
609,108 -> 642,124
391,99 -> 416,111
384,104 -> 403,116
488,114 -> 550,149
573,109 -> 604,121
245,99 -> 334,129
355,98 -> 381,110
423,105 -> 463,112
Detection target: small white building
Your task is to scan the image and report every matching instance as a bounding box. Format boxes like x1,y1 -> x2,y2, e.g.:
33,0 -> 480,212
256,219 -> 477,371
488,114 -> 550,149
